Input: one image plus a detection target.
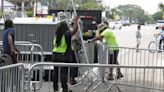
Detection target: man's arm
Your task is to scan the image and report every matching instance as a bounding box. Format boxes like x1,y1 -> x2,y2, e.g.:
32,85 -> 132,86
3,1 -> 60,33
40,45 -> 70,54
8,33 -> 17,64
92,35 -> 103,42
71,16 -> 78,36
8,33 -> 15,52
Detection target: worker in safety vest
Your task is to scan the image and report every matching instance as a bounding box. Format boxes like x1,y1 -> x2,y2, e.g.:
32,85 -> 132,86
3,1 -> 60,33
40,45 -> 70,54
52,16 -> 78,92
90,22 -> 123,80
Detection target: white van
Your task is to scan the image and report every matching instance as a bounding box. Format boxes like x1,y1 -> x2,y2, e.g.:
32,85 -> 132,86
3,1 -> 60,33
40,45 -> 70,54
109,21 -> 122,30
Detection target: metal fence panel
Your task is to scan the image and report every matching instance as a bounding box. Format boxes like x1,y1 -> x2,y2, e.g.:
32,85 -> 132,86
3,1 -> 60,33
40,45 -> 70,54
0,63 -> 25,92
80,41 -> 95,64
27,62 -> 164,92
96,42 -> 164,66
0,43 -> 44,70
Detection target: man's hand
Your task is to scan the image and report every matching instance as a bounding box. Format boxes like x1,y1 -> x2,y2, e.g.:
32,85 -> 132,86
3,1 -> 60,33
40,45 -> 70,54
87,39 -> 93,43
11,48 -> 16,54
72,16 -> 79,36
10,48 -> 18,64
73,16 -> 78,22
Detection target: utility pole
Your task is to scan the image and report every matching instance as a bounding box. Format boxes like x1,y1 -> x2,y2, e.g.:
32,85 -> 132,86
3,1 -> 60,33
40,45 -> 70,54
32,0 -> 35,16
80,0 -> 83,10
1,0 -> 4,18
14,0 -> 17,11
22,0 -> 25,17
48,0 -> 52,10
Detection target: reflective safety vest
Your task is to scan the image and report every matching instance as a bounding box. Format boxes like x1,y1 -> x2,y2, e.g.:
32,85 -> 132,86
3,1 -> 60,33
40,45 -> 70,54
52,35 -> 67,53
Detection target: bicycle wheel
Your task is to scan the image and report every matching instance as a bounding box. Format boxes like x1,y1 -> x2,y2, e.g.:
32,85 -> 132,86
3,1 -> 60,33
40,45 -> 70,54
148,41 -> 157,53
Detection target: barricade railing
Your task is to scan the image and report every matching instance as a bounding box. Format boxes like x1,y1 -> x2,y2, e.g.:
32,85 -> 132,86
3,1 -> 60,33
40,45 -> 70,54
75,41 -> 95,64
0,42 -> 44,69
27,62 -> 164,92
0,63 -> 25,92
0,42 -> 44,90
0,41 -> 32,45
97,42 -> 164,66
15,43 -> 44,64
14,43 -> 44,89
115,47 -> 163,66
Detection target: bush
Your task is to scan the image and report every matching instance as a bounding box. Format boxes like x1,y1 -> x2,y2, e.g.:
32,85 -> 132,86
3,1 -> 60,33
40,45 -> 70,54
26,11 -> 33,17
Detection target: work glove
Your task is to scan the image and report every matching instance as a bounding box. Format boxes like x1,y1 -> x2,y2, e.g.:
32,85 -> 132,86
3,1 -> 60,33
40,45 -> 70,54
87,39 -> 93,43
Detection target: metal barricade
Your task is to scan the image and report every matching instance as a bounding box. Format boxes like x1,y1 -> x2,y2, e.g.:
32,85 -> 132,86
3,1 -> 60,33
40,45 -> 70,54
97,42 -> 164,66
79,41 -> 95,64
0,41 -> 32,45
0,41 -> 32,51
25,42 -> 164,92
0,42 -> 44,68
0,42 -> 44,91
114,47 -> 164,66
15,43 -> 44,64
27,62 -> 164,92
14,43 -> 44,91
0,63 -> 25,92
76,41 -> 97,91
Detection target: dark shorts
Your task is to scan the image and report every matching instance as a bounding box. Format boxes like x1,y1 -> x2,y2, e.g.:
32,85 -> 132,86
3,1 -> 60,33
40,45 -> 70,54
108,50 -> 119,64
52,52 -> 71,63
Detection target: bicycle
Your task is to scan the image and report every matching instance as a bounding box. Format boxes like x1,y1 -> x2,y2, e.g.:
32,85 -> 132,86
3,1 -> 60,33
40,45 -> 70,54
148,35 -> 164,53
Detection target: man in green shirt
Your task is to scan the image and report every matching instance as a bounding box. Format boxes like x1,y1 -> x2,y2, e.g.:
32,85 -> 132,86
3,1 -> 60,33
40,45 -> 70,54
91,22 -> 123,80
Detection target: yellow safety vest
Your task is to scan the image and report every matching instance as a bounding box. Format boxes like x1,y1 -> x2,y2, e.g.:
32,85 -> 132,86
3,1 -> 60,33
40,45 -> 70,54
52,35 -> 67,53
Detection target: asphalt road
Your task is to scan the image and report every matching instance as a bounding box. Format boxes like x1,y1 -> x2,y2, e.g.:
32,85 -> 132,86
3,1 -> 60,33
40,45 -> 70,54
112,24 -> 158,48
111,25 -> 164,67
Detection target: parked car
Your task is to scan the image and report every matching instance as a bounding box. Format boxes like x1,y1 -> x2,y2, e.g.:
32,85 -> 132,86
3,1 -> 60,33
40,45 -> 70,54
156,20 -> 164,29
109,21 -> 122,30
122,21 -> 130,26
138,22 -> 145,25
122,22 -> 130,26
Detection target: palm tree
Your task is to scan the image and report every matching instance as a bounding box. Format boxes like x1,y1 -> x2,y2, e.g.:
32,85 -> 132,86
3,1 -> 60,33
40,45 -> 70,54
14,0 -> 40,16
159,3 -> 164,12
159,3 -> 164,19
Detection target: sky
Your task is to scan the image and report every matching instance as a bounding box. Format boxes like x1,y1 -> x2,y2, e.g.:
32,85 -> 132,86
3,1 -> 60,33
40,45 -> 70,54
102,0 -> 164,14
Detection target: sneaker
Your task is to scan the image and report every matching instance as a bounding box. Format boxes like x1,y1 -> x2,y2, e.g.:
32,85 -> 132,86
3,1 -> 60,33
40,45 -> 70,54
107,74 -> 114,80
117,73 -> 124,79
62,89 -> 72,92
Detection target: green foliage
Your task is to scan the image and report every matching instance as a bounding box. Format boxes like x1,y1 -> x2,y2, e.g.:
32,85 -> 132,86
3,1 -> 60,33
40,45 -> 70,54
142,14 -> 154,24
152,11 -> 163,21
51,0 -> 103,10
116,4 -> 146,23
159,3 -> 164,12
105,8 -> 119,20
26,10 -> 33,17
80,0 -> 103,10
